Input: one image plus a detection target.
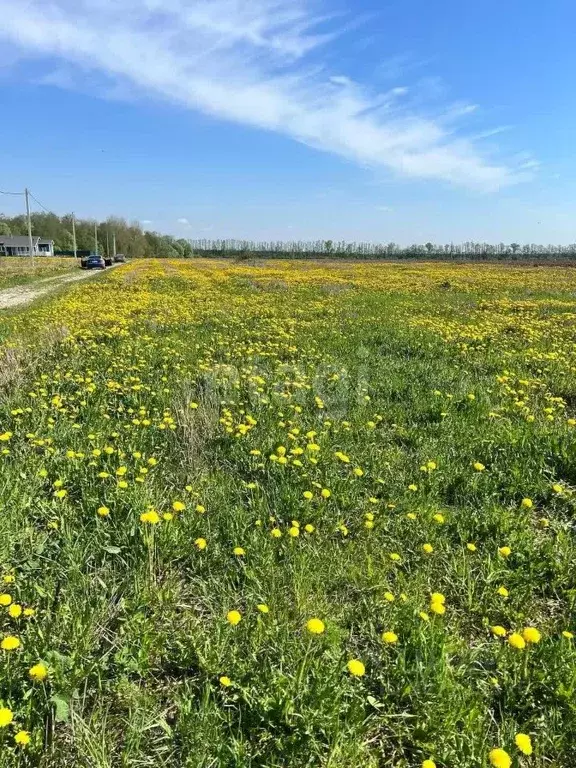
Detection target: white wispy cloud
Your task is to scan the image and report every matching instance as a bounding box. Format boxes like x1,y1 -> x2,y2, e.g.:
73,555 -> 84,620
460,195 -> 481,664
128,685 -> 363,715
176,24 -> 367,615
0,0 -> 531,189
177,217 -> 190,225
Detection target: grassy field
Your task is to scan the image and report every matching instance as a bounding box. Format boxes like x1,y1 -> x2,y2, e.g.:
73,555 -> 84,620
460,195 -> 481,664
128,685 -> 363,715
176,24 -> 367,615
0,258 -> 78,291
0,259 -> 575,767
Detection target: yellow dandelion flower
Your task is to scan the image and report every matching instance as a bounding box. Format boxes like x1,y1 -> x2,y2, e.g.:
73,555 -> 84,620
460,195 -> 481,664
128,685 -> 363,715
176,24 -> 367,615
0,708 -> 13,727
522,627 -> 541,644
97,506 -> 110,517
257,604 -> 269,613
288,526 -> 300,537
382,631 -> 398,644
140,510 -> 160,524
473,462 -> 485,472
8,604 -> 22,619
508,633 -> 526,650
304,524 -> 315,533
226,610 -> 242,626
14,730 -> 30,746
172,501 -> 186,512
346,659 -> 365,677
29,662 -> 48,681
430,601 -> 446,615
467,543 -> 477,551
515,733 -> 533,756
489,748 -> 511,768
430,592 -> 445,604
1,635 -> 20,651
306,618 -> 325,635
498,546 -> 512,557
491,625 -> 507,637
521,498 -> 533,508
219,676 -> 232,687
383,592 -> 395,603
194,538 -> 207,550
0,594 -> 12,607
422,543 -> 434,554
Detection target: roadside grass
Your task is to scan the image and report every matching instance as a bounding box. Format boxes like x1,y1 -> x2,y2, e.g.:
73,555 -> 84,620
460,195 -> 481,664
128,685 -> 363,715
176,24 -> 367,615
0,260 -> 573,766
0,258 -> 78,292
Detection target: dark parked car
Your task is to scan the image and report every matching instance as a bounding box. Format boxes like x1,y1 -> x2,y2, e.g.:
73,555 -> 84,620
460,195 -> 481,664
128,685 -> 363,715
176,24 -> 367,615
81,254 -> 106,270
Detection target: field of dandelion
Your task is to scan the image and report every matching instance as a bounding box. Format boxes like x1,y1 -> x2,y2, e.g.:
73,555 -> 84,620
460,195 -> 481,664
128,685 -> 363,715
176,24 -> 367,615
0,258 -> 575,767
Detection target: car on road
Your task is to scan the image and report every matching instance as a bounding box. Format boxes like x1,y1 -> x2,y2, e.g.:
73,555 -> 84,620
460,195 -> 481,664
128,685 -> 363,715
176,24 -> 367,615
81,254 -> 106,270
114,253 -> 126,263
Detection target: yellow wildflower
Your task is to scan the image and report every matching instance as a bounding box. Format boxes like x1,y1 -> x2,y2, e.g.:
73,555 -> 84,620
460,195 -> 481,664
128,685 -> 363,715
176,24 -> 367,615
515,733 -> 533,756
0,708 -> 13,727
306,618 -> 325,635
226,610 -> 242,626
346,659 -> 365,677
489,748 -> 511,768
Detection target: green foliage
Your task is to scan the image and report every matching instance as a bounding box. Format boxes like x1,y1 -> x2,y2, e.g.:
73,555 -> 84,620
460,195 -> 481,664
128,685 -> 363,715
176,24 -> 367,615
0,212 -> 188,260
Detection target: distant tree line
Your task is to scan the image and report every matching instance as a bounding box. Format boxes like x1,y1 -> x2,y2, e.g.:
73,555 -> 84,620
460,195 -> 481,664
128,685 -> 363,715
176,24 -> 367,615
190,239 -> 576,261
0,213 -> 193,259
1,212 -> 576,261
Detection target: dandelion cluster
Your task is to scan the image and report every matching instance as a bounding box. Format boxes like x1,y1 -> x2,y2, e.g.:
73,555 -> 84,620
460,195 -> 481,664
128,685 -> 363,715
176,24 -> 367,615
0,258 -> 573,765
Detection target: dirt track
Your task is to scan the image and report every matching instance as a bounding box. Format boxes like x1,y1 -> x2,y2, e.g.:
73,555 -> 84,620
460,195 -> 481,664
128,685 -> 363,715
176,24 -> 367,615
0,267 -> 114,311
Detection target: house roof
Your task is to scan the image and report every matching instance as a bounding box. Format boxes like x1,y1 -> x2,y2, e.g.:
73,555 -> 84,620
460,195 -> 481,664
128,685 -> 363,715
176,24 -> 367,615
0,236 -> 54,246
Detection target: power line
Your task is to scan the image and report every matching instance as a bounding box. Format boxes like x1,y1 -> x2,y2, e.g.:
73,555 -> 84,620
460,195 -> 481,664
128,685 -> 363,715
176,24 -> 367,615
0,189 -> 24,196
28,191 -> 52,214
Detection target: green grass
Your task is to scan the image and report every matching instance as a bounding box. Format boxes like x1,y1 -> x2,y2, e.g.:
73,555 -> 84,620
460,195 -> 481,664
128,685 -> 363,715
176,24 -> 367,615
0,258 -> 78,292
0,259 -> 574,767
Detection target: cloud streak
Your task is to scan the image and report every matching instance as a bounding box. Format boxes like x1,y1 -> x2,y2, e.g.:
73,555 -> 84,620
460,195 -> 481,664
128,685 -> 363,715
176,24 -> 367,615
0,0 -> 530,189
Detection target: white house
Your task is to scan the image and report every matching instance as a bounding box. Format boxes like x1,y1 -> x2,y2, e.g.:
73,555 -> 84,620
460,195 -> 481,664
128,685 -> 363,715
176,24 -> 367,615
0,236 -> 55,256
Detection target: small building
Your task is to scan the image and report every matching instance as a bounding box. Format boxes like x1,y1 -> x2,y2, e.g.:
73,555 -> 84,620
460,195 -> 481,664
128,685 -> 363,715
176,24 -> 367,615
0,236 -> 55,257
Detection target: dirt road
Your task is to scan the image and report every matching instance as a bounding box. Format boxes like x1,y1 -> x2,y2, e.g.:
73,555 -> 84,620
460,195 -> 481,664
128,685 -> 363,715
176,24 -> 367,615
0,267 -> 114,311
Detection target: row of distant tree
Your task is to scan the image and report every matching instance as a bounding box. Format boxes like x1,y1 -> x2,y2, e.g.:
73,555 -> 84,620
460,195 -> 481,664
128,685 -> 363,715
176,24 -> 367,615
1,212 -> 576,261
190,239 -> 576,260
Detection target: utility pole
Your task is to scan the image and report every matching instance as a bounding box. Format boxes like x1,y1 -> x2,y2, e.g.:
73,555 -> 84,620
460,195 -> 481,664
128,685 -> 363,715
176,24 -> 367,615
72,213 -> 77,259
25,188 -> 34,260
112,232 -> 116,259
94,222 -> 98,255
106,229 -> 110,259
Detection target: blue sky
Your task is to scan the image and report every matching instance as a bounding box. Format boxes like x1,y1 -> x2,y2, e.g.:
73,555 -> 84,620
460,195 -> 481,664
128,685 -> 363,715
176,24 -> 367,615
0,0 -> 573,244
